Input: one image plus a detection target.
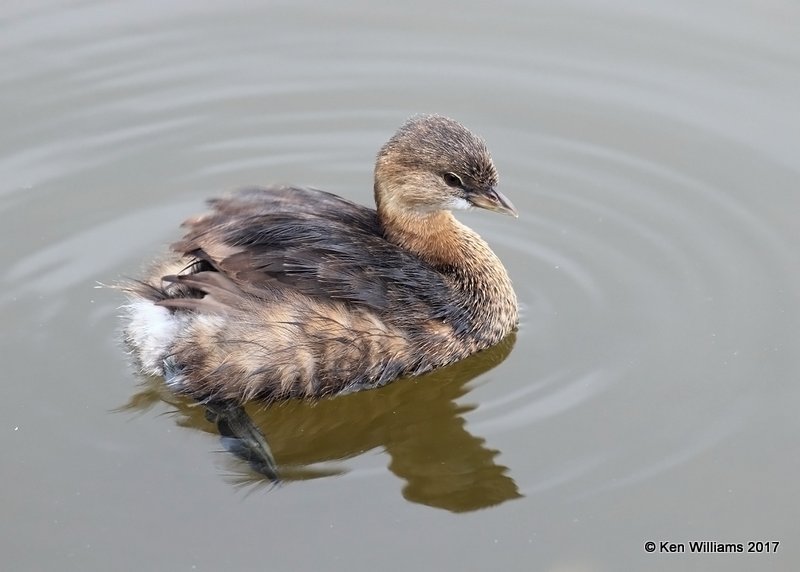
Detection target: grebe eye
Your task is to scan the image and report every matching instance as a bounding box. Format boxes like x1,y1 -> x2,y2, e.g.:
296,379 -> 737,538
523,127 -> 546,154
443,172 -> 464,188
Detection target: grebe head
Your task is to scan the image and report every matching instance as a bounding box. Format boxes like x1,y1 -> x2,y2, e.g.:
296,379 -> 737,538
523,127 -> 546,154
374,115 -> 517,218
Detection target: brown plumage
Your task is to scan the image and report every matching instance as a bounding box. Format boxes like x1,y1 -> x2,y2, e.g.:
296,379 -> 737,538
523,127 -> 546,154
123,115 -> 518,404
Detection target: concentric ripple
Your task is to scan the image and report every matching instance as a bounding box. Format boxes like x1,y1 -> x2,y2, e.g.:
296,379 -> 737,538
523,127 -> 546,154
2,1 -> 800,568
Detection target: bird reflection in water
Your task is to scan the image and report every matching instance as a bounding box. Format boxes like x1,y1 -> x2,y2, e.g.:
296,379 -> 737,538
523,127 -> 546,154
121,332 -> 520,512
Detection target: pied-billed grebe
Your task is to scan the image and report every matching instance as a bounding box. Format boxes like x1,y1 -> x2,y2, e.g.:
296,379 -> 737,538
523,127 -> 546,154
124,115 -> 518,404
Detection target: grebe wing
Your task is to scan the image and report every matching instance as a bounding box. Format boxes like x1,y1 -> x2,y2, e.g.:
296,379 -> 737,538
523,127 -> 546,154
168,187 -> 459,320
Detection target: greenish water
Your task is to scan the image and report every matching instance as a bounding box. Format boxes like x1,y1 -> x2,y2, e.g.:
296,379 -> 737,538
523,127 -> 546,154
2,1 -> 798,570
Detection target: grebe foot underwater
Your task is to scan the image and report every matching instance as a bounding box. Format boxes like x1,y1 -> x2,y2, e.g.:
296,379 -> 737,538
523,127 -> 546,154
122,115 -> 518,479
204,400 -> 279,481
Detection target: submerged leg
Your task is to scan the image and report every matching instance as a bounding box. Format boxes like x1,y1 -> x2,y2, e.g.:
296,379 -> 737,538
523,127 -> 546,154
204,400 -> 280,482
161,357 -> 280,480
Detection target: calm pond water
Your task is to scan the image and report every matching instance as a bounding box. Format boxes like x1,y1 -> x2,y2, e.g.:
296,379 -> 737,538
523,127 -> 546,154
2,1 -> 799,570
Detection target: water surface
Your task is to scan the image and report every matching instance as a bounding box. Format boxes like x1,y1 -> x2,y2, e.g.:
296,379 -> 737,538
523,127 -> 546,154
2,1 -> 799,570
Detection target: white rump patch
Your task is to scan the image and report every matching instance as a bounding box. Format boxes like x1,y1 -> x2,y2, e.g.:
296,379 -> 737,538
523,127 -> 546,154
124,301 -> 179,376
